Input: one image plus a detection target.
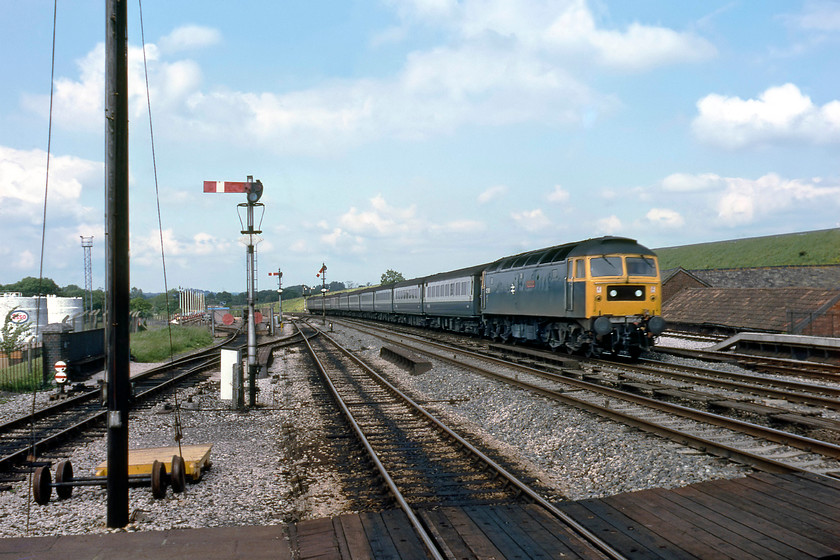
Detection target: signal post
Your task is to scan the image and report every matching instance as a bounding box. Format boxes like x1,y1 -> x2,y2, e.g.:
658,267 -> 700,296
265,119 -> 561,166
204,177 -> 264,408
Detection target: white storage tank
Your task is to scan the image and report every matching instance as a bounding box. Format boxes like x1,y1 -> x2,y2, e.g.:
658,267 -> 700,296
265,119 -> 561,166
0,293 -> 49,342
47,295 -> 84,331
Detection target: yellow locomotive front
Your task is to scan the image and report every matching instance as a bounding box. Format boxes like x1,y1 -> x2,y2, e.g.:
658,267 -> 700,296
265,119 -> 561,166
572,252 -> 665,357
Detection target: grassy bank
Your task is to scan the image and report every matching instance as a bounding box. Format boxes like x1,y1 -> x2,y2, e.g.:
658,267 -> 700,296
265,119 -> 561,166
655,228 -> 840,270
131,325 -> 213,363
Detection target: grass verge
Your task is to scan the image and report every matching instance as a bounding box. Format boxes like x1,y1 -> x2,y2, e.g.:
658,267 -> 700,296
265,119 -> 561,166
131,325 -> 213,363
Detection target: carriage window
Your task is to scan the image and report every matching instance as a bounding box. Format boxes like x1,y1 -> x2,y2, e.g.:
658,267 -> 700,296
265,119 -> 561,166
590,256 -> 623,277
626,257 -> 657,277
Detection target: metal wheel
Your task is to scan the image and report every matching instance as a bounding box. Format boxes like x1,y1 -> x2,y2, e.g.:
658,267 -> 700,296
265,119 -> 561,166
170,455 -> 186,494
151,460 -> 168,499
55,460 -> 74,500
33,466 -> 52,505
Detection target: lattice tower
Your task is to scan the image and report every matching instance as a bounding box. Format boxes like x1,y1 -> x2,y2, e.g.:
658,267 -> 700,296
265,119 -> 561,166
80,236 -> 94,314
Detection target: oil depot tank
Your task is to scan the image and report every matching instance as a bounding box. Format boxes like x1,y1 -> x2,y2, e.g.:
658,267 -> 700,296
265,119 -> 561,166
0,293 -> 49,342
46,295 -> 84,330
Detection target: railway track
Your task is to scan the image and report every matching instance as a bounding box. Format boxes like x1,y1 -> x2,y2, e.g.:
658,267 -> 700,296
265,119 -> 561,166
656,346 -> 840,382
297,320 -> 626,560
331,318 -> 840,478
0,331 -> 251,475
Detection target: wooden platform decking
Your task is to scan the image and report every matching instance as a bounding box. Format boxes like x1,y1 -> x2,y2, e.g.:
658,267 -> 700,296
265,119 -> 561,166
3,472 -> 840,559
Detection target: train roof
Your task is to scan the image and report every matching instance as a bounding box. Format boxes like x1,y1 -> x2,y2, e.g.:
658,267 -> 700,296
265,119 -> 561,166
313,237 -> 655,295
485,237 -> 655,272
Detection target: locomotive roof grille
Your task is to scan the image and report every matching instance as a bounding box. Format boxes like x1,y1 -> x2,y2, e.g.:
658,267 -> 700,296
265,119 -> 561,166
485,236 -> 655,272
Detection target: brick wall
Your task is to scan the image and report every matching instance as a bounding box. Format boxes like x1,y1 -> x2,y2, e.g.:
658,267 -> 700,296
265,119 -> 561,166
41,328 -> 104,384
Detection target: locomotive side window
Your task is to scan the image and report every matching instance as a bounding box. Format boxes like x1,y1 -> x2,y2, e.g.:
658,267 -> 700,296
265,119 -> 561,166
626,257 -> 657,277
590,256 -> 623,277
574,259 -> 585,279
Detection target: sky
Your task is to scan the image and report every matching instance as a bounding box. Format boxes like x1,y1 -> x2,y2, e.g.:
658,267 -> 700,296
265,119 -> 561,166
1,1 -> 839,293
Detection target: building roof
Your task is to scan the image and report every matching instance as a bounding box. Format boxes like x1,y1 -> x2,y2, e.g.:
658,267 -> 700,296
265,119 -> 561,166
662,287 -> 840,332
662,267 -> 711,286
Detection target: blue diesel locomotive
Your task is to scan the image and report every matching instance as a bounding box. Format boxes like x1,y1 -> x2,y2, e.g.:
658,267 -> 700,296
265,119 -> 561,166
307,236 -> 665,357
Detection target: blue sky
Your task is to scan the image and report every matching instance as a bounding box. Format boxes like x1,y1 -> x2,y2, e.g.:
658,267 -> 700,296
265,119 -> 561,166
1,1 -> 839,293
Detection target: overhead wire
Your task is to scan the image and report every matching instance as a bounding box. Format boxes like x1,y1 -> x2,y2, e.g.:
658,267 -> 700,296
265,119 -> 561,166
27,0 -> 59,535
137,0 -> 185,459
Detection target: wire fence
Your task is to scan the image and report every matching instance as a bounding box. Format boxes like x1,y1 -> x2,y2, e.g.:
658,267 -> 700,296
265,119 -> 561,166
788,310 -> 840,337
0,342 -> 44,392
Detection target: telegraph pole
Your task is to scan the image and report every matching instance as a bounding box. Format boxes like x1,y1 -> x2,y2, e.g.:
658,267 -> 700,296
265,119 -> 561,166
105,0 -> 130,528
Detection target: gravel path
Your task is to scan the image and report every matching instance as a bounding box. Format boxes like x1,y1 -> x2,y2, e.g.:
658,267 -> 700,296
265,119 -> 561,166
0,326 -> 749,538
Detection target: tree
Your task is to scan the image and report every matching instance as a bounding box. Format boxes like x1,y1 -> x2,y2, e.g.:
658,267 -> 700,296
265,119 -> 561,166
130,296 -> 153,318
380,269 -> 405,285
2,277 -> 61,296
1,308 -> 32,355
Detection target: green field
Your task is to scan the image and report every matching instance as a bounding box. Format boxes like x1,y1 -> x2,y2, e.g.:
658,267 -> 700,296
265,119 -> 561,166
131,325 -> 214,362
655,228 -> 840,270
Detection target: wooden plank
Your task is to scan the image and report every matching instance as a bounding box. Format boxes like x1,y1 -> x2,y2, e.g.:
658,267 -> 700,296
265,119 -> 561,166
605,490 -> 765,559
691,478 -> 840,549
418,508 -> 475,559
735,475 -> 840,521
797,471 -> 840,492
558,500 -> 686,560
358,512 -> 401,559
335,513 -> 374,559
750,472 -> 840,509
459,505 -> 532,559
295,517 -> 341,559
521,503 -> 627,560
331,517 -> 354,560
493,504 -> 597,559
672,484 -> 840,559
627,488 -> 774,560
439,506 -> 506,559
649,487 -> 803,560
379,509 -> 430,560
94,443 -> 212,480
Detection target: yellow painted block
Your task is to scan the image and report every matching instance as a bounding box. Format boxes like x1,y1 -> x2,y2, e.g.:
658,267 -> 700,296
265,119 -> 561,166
95,444 -> 212,481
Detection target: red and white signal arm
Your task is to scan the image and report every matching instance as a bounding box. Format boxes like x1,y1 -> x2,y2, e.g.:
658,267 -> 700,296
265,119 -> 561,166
54,361 -> 68,384
203,181 -> 249,193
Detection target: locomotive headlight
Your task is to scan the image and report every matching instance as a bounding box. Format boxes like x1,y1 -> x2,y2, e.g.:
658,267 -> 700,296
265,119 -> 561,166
609,289 -> 618,298
635,289 -> 643,298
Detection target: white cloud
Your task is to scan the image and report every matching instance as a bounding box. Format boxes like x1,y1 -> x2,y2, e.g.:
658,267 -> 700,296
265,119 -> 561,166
646,208 -> 685,229
511,208 -> 551,231
131,228 -> 233,266
692,83 -> 840,148
0,146 -> 99,212
715,173 -> 840,225
14,250 -> 35,270
787,2 -> 840,31
158,25 -> 221,53
596,214 -> 622,234
339,195 -> 420,237
661,172 -> 726,193
547,184 -> 570,202
23,2 -> 716,155
478,185 -> 507,203
23,38 -> 203,133
395,0 -> 716,71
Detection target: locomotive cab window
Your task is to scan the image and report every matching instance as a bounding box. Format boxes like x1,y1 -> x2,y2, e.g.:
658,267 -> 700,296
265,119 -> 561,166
590,256 -> 623,277
574,259 -> 585,279
626,256 -> 657,277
